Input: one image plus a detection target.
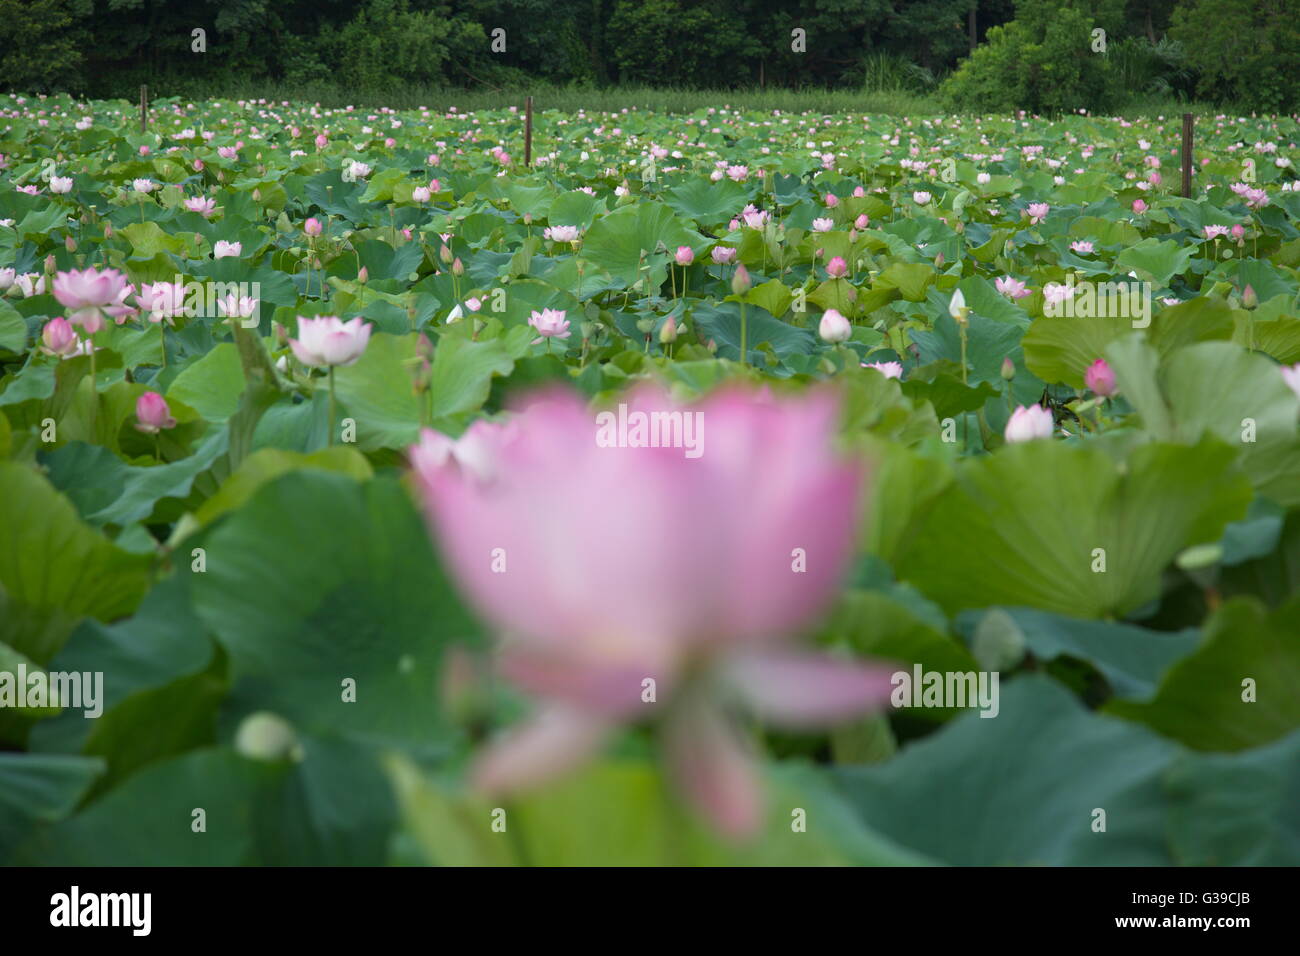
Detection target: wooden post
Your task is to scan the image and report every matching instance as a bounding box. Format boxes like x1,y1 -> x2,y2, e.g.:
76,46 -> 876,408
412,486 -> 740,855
140,85 -> 148,134
1181,113 -> 1193,198
524,95 -> 533,168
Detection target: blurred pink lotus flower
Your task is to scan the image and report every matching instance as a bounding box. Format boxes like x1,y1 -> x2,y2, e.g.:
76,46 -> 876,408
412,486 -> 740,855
53,267 -> 132,333
543,225 -> 580,243
824,192 -> 839,207
811,217 -> 834,233
912,191 -> 931,206
995,275 -> 1031,299
411,186 -> 431,203
1026,202 -> 1050,224
1203,225 -> 1230,240
712,246 -> 736,265
289,316 -> 373,367
1232,224 -> 1246,240
1005,404 -> 1055,442
1085,359 -> 1117,397
40,318 -> 79,357
528,308 -> 570,342
213,240 -> 241,259
863,361 -> 903,379
1069,240 -> 1094,254
854,213 -> 869,229
826,256 -> 848,278
409,385 -> 892,837
675,245 -> 695,266
134,392 -> 176,434
1132,199 -> 1148,214
303,217 -> 323,237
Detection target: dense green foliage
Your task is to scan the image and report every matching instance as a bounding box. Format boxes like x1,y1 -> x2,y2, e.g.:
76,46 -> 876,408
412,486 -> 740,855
0,0 -> 1293,113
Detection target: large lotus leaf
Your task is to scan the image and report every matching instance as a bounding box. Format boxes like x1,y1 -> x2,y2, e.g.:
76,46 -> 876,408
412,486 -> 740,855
893,438 -> 1253,619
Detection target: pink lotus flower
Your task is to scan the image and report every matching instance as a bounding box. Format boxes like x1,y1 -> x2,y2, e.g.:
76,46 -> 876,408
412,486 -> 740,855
854,214 -> 869,229
912,191 -> 932,206
818,309 -> 851,343
824,192 -> 839,207
216,294 -> 259,323
289,316 -> 373,367
411,186 -> 431,203
184,196 -> 216,217
40,318 -> 79,357
134,392 -> 176,434
826,256 -> 848,278
712,246 -> 737,265
49,176 -> 73,194
0,268 -> 13,290
138,281 -> 188,324
409,385 -> 893,836
1026,202 -> 1050,224
995,276 -> 1030,299
1232,224 -> 1246,240
543,225 -> 581,243
1084,359 -> 1117,397
1203,225 -> 1230,240
1069,240 -> 1094,254
528,308 -> 570,342
811,218 -> 834,233
304,217 -> 323,237
213,240 -> 241,259
1004,404 -> 1055,442
862,361 -> 903,379
675,246 -> 695,266
1132,199 -> 1148,214
53,267 -> 132,334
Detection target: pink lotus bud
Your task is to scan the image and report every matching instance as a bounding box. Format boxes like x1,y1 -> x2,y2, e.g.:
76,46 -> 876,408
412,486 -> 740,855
675,246 -> 694,266
1132,199 -> 1148,214
826,256 -> 848,278
103,222 -> 112,239
315,134 -> 328,149
452,257 -> 464,276
818,308 -> 851,343
304,217 -> 322,237
1084,358 -> 1117,397
440,244 -> 453,264
138,145 -> 150,156
659,315 -> 678,343
854,214 -> 869,229
65,235 -> 76,252
1232,224 -> 1245,240
853,186 -> 865,197
135,391 -> 177,434
1242,284 -> 1258,309
41,317 -> 78,356
731,263 -> 751,295
358,266 -> 369,284
824,192 -> 839,207
711,246 -> 737,265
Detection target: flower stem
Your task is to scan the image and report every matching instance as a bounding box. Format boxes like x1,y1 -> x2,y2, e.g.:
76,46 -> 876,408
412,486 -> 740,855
327,366 -> 336,447
740,301 -> 748,368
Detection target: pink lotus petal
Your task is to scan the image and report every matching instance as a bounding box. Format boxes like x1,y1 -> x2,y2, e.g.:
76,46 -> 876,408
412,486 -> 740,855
723,650 -> 896,726
471,704 -> 613,795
